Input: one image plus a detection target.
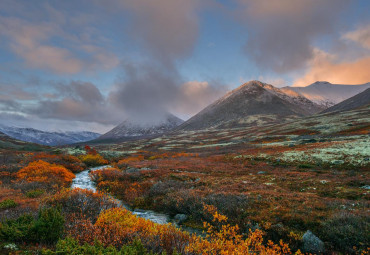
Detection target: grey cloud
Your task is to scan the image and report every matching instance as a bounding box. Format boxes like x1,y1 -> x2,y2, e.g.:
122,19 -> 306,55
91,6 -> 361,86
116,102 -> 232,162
237,0 -> 349,73
120,0 -> 200,68
174,80 -> 228,117
28,81 -> 122,125
109,62 -> 179,124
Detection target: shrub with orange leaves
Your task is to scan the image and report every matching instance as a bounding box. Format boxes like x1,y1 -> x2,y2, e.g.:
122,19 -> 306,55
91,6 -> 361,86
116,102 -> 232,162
69,207 -> 191,254
186,204 -> 300,255
30,152 -> 85,173
16,160 -> 75,188
79,153 -> 108,167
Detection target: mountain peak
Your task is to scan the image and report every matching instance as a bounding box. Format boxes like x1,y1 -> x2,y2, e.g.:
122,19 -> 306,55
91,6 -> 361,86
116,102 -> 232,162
98,113 -> 184,141
311,81 -> 331,86
178,81 -> 322,131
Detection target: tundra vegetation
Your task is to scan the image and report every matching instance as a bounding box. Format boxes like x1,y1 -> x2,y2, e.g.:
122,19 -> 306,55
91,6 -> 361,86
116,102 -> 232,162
0,107 -> 369,254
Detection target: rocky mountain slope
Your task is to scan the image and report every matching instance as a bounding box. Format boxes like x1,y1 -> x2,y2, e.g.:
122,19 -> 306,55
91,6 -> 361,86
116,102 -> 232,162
97,113 -> 184,141
0,125 -> 100,146
322,88 -> 370,113
178,80 -> 323,131
283,81 -> 370,108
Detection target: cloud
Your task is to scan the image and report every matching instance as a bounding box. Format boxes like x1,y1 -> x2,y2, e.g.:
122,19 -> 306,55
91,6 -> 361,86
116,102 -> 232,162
173,81 -> 228,117
0,5 -> 119,74
106,0 -> 203,124
28,81 -> 122,125
293,49 -> 370,86
120,0 -> 200,67
236,0 -> 349,73
109,62 -> 180,124
343,25 -> 370,49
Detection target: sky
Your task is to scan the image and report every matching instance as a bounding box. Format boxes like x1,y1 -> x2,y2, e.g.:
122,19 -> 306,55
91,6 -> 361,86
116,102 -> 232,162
0,0 -> 369,133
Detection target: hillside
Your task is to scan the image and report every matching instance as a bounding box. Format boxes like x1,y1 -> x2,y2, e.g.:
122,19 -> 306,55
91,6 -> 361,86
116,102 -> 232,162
178,80 -> 323,131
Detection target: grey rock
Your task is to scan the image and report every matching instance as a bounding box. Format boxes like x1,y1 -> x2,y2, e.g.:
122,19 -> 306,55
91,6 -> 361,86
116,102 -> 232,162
302,230 -> 325,254
174,214 -> 188,223
126,167 -> 140,173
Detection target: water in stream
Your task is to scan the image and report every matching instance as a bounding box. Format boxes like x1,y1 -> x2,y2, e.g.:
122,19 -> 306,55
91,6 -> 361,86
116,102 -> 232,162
71,166 -> 171,224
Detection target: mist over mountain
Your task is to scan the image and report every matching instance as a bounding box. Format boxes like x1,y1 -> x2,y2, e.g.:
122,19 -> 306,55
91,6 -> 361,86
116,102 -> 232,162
284,81 -> 370,107
0,125 -> 100,146
322,88 -> 370,114
178,80 -> 323,131
97,113 -> 184,142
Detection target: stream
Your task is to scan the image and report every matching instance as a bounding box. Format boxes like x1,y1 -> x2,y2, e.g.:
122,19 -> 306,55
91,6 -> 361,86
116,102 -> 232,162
71,166 -> 171,224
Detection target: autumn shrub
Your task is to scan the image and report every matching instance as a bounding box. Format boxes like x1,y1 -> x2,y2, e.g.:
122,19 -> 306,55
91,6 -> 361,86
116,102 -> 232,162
44,188 -> 118,222
203,193 -> 250,225
30,153 -> 85,173
68,207 -> 191,254
80,154 -> 108,167
159,189 -> 204,219
16,160 -> 75,188
186,204 -> 296,255
0,199 -> 18,209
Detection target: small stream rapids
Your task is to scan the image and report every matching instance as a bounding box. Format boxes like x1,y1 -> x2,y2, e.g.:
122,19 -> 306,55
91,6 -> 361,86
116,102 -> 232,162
71,166 -> 170,224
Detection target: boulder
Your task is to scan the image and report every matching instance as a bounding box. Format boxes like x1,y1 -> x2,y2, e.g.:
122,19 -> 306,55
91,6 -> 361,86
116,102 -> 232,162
174,214 -> 188,224
302,230 -> 325,254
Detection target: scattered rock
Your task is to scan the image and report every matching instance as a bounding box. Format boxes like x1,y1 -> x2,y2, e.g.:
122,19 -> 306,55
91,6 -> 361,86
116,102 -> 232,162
126,167 -> 140,173
361,185 -> 370,190
174,214 -> 188,224
302,230 -> 325,254
332,160 -> 344,165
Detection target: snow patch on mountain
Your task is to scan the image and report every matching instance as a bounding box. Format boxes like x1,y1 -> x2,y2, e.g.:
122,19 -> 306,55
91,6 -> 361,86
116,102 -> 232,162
0,125 -> 100,146
284,81 -> 370,108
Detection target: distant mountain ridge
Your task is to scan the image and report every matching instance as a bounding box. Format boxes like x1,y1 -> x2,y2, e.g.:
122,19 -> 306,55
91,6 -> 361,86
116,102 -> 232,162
97,113 -> 184,141
283,81 -> 370,107
322,88 -> 370,114
0,125 -> 101,146
178,80 -> 323,131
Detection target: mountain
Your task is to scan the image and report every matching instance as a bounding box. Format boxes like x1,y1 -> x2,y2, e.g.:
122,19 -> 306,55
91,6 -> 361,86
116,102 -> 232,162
283,81 -> 370,108
0,131 -> 47,152
178,80 -> 323,131
322,88 -> 370,114
97,113 -> 184,141
0,125 -> 101,146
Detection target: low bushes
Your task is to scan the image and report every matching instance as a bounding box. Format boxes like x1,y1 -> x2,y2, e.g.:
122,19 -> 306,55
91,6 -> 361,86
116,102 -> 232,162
0,199 -> 17,209
44,188 -> 118,222
0,207 -> 64,244
42,237 -> 153,255
79,154 -> 108,167
320,213 -> 370,253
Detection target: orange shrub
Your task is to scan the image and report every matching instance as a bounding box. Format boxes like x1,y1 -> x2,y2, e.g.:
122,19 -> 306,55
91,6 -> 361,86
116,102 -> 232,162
186,204 -> 298,255
70,207 -> 191,254
16,160 -> 75,187
79,153 -> 108,167
117,155 -> 144,165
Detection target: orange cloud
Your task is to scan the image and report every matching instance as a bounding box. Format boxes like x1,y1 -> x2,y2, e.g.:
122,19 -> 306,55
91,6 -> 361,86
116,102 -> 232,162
293,49 -> 370,86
